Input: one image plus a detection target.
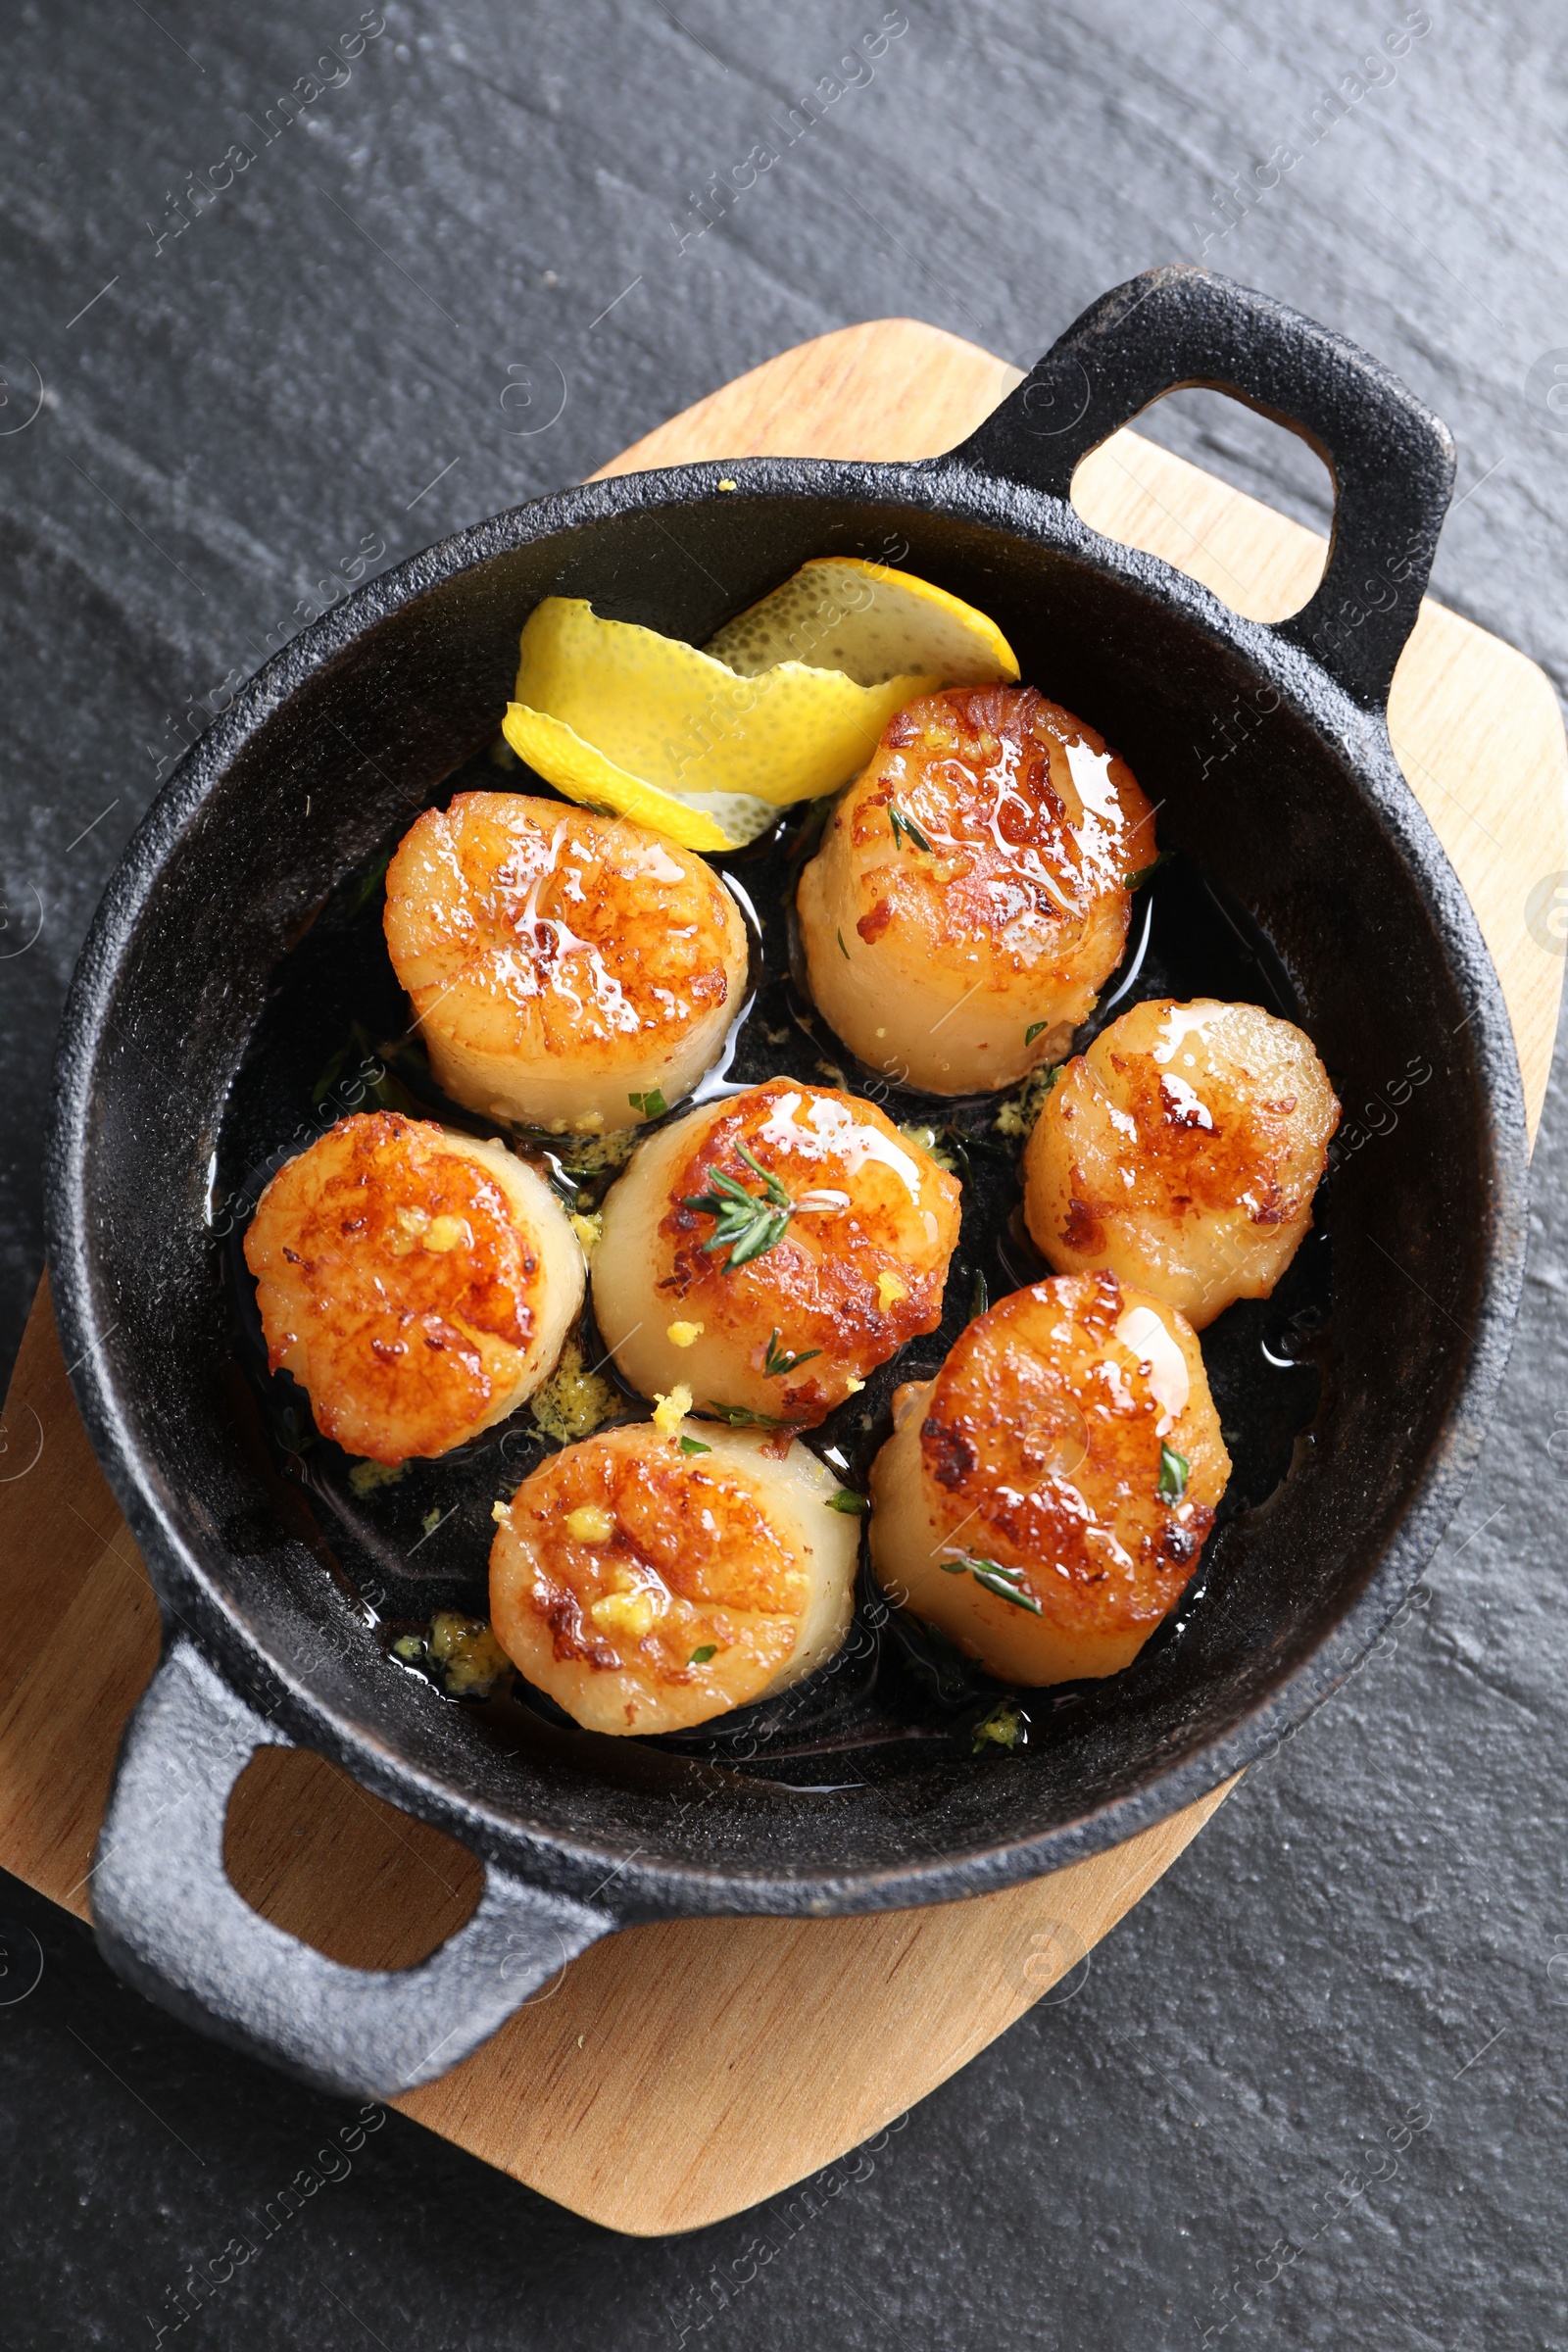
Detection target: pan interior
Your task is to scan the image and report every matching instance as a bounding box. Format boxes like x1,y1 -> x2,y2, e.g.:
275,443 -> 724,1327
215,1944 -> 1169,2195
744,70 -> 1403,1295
69,481 -> 1495,1884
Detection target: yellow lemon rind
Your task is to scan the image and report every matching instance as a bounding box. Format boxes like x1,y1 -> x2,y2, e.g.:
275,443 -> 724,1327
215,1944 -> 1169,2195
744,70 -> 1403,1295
500,704 -> 733,852
702,555 -> 1020,687
514,596 -> 937,808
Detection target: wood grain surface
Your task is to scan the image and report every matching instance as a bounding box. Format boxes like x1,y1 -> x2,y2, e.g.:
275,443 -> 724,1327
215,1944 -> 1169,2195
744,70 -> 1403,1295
0,318 -> 1561,2237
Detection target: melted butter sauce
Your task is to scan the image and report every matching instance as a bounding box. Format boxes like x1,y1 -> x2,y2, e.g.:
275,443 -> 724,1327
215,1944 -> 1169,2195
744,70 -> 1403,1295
754,1089 -> 926,1200
218,755 -> 1335,1788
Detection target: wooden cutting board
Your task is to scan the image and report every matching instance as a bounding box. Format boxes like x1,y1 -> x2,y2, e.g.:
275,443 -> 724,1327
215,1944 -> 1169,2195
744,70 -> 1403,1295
1,319 -> 1562,2237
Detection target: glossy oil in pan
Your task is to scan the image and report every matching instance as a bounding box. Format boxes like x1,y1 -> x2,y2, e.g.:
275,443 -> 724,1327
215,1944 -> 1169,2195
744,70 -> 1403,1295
217,800 -> 1332,1784
47,268 -> 1526,2097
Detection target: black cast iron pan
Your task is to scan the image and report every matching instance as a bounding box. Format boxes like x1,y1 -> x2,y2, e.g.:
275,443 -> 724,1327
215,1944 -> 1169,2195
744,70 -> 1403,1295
47,267 -> 1527,2099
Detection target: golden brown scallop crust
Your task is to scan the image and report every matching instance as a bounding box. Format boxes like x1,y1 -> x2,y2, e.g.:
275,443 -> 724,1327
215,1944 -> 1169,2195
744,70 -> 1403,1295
654,1082 -> 962,1422
797,686 -> 1156,1091
383,792 -> 747,1122
1022,998 -> 1341,1328
921,1275 -> 1225,1632
868,1273 -> 1231,1681
244,1111 -> 557,1463
488,1420 -> 862,1733
845,686 -> 1153,971
496,1430 -> 802,1689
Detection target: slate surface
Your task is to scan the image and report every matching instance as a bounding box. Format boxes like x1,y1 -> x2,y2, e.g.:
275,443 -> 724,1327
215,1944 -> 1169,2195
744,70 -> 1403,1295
2,2 -> 1566,2345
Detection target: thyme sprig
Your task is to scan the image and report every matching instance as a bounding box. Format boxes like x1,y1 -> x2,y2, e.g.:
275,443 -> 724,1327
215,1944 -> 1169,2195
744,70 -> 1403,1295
762,1328 -> 823,1379
704,1400 -> 800,1429
939,1552 -> 1044,1614
682,1140 -> 844,1273
682,1140 -> 794,1270
888,804 -> 933,853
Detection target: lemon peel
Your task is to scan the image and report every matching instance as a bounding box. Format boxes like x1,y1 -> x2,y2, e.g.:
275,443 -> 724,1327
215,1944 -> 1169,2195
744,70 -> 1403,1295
514,594 -> 930,806
500,703 -> 732,852
704,556 -> 1019,687
503,563 -> 1016,851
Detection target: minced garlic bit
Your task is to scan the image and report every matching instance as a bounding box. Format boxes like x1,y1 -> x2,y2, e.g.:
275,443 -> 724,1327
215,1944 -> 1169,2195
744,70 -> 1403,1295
877,1271 -> 908,1312
996,1062 -> 1059,1140
348,1457 -> 408,1496
652,1383 -> 694,1435
845,1376 -> 865,1395
422,1213 -> 470,1253
389,1202 -> 432,1256
717,477 -> 737,491
666,1319 -> 705,1348
898,1120 -> 957,1172
589,1587 -> 663,1639
569,1210 -> 603,1251
428,1611 -> 511,1697
531,1335 -> 619,1444
565,1503 -> 614,1543
555,1127 -> 639,1181
491,1498 -> 510,1524
572,1109 -> 606,1134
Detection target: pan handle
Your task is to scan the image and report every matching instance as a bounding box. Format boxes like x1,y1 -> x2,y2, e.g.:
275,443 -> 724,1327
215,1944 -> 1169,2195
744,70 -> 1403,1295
90,1638 -> 614,2099
946,265 -> 1455,713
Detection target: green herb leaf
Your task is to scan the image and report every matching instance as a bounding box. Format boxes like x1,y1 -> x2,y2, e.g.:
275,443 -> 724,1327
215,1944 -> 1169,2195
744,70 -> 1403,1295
1158,1442 -> 1190,1503
827,1489 -> 866,1514
689,1643 -> 717,1664
969,1269 -> 990,1321
627,1088 -> 667,1119
972,1699 -> 1025,1754
677,1435 -> 711,1455
682,1141 -> 799,1273
837,927 -> 851,959
763,1328 -> 824,1379
943,1552 -> 1044,1614
1124,849 -> 1173,891
888,804 -> 933,853
971,1566 -> 1044,1613
1024,1020 -> 1049,1046
734,1141 -> 790,1201
704,1400 -> 798,1429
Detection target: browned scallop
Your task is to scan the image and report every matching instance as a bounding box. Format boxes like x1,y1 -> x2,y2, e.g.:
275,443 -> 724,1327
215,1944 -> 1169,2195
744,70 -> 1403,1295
243,1110 -> 582,1463
590,1079 -> 962,1426
383,792 -> 749,1132
797,686 -> 1155,1094
868,1273 -> 1230,1685
1022,998 -> 1340,1330
488,1419 -> 858,1734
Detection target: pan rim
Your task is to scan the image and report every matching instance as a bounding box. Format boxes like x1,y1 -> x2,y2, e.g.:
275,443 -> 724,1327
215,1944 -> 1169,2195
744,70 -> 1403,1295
46,454 -> 1531,1915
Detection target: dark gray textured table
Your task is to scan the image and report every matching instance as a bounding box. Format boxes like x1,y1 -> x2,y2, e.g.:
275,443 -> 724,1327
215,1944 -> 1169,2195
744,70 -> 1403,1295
3,3 -> 1566,2345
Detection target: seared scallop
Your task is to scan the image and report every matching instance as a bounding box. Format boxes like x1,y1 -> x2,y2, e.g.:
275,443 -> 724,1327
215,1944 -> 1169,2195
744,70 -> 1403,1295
383,792 -> 749,1132
489,1418 -> 858,1734
797,686 -> 1155,1094
244,1110 -> 582,1463
1022,998 -> 1340,1330
869,1273 -> 1230,1685
591,1080 -> 962,1427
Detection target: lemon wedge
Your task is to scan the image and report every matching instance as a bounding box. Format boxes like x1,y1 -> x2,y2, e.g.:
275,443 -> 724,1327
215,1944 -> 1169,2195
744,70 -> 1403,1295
501,561 -> 1018,851
705,555 -> 1019,687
